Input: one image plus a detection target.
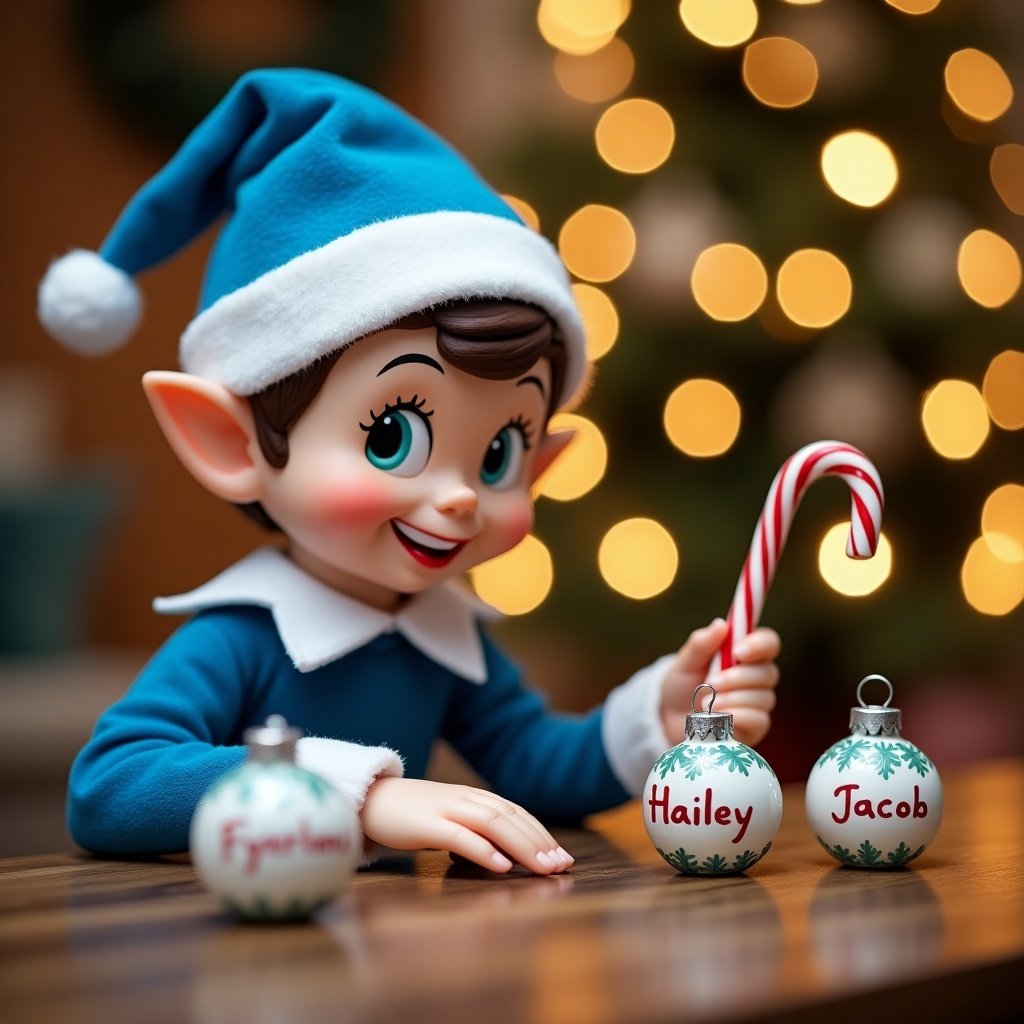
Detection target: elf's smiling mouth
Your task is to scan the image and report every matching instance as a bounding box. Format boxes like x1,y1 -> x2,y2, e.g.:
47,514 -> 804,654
391,519 -> 467,568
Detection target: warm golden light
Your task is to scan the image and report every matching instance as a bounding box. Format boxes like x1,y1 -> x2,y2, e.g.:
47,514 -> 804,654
990,144 -> 1024,215
983,350 -> 1024,431
599,517 -> 679,599
678,0 -> 757,48
663,378 -> 741,457
821,131 -> 899,208
595,98 -> 676,174
982,484 -> 1024,563
921,379 -> 990,459
537,0 -> 631,56
572,283 -> 619,360
957,229 -> 1022,309
558,204 -> 636,282
470,534 -> 553,615
944,48 -> 1014,123
501,194 -> 540,232
533,412 -> 608,501
961,536 -> 1024,616
690,243 -> 768,321
776,249 -> 852,329
818,523 -> 892,596
885,0 -> 941,13
742,37 -> 818,109
553,38 -> 635,104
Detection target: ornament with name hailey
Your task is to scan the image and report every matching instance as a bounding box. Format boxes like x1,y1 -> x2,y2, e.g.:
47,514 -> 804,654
644,684 -> 783,875
806,675 -> 942,868
190,715 -> 360,920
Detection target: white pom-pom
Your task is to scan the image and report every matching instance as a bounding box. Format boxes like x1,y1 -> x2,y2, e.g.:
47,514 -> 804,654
38,249 -> 142,356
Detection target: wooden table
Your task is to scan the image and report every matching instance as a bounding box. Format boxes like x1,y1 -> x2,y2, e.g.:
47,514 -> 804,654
1,760 -> 1022,1024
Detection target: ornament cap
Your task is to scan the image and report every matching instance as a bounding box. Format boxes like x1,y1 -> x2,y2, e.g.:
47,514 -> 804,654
243,714 -> 303,763
685,683 -> 734,741
849,674 -> 902,737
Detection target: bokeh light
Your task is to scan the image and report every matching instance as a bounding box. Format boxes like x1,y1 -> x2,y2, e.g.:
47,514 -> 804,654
982,484 -> 1024,563
663,378 -> 742,457
533,412 -> 608,501
553,37 -> 635,103
599,517 -> 679,599
990,144 -> 1024,215
742,37 -> 818,109
558,204 -> 636,282
595,97 -> 676,174
501,194 -> 540,231
944,48 -> 1014,123
690,243 -> 768,321
885,0 -> 941,13
818,523 -> 892,596
983,350 -> 1024,430
921,379 -> 990,459
572,283 -> 619,360
537,0 -> 631,56
776,249 -> 852,329
821,130 -> 899,208
678,0 -> 757,48
957,229 -> 1022,309
961,536 -> 1024,616
470,534 -> 554,615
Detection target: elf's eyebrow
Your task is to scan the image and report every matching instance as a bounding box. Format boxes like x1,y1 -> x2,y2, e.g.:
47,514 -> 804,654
517,374 -> 547,398
377,353 -> 445,376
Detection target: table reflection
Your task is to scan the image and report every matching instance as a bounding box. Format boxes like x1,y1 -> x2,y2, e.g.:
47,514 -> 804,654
809,867 -> 943,984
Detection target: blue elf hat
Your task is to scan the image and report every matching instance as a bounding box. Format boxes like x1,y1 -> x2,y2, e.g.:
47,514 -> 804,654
38,68 -> 586,405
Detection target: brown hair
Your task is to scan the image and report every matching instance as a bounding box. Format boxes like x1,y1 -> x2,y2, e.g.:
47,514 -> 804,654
240,299 -> 565,530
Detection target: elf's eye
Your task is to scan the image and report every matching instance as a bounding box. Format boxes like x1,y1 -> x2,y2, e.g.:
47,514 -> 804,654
362,402 -> 433,477
481,425 -> 527,490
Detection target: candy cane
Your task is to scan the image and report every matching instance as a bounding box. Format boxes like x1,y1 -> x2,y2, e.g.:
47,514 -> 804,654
710,440 -> 884,676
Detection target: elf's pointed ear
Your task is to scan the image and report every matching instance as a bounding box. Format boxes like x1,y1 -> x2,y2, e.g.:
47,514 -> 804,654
142,370 -> 263,503
530,428 -> 576,487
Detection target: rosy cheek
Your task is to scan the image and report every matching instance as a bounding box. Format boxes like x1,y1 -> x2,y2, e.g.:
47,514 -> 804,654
311,472 -> 401,525
490,498 -> 534,550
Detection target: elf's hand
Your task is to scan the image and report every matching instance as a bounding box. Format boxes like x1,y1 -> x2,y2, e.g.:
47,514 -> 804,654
359,776 -> 574,875
660,618 -> 780,748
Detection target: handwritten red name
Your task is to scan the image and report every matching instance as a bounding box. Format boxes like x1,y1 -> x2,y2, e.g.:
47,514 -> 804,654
219,818 -> 351,874
647,784 -> 753,844
830,783 -> 929,824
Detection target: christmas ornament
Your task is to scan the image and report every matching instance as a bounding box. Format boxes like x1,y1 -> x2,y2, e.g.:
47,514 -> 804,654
709,440 -> 884,676
644,684 -> 783,874
806,675 -> 943,868
190,715 -> 360,919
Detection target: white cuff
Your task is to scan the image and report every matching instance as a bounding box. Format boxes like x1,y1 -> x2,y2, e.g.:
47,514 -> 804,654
295,737 -> 404,866
296,736 -> 404,807
601,654 -> 675,797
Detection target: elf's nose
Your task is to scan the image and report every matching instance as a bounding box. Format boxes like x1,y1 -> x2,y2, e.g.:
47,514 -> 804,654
435,479 -> 479,517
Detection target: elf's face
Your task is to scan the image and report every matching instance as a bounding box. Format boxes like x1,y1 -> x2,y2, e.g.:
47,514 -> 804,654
254,327 -> 552,610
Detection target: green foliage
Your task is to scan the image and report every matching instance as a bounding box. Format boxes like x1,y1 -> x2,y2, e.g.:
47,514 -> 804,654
654,744 -> 703,780
702,853 -> 731,873
870,742 -> 903,780
731,849 -> 760,871
659,846 -> 699,874
818,835 -> 925,868
896,743 -> 933,777
711,743 -> 756,776
836,739 -> 871,771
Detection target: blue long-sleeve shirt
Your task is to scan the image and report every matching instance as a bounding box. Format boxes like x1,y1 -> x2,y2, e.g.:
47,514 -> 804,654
68,550 -> 653,854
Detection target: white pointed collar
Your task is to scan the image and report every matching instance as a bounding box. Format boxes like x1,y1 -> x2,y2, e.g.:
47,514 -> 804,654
153,547 -> 499,683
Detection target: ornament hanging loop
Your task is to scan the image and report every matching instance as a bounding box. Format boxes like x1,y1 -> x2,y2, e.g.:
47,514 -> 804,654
856,674 -> 894,709
692,682 -> 717,714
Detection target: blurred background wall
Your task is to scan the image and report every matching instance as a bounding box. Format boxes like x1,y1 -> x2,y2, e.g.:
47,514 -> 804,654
1,0 -> 1021,855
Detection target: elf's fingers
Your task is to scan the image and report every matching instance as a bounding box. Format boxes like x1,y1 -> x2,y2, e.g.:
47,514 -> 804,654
731,627 -> 781,664
708,663 -> 780,694
672,618 -> 729,673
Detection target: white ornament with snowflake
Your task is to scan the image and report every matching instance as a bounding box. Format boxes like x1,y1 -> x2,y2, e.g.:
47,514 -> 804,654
190,715 -> 360,919
806,675 -> 943,868
643,684 -> 784,875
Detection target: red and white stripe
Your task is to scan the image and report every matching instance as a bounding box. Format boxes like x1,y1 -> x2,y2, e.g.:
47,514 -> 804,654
710,441 -> 884,675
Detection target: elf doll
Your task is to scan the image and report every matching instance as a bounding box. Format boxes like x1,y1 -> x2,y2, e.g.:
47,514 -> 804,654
39,69 -> 780,874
